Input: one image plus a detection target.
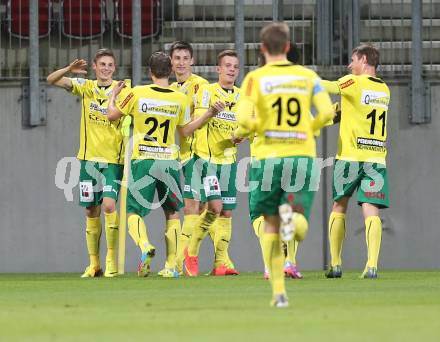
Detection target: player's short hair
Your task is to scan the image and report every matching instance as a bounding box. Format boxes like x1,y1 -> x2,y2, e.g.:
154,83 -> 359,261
217,49 -> 238,65
93,48 -> 116,64
352,44 -> 380,69
149,51 -> 172,78
260,22 -> 290,55
168,41 -> 194,58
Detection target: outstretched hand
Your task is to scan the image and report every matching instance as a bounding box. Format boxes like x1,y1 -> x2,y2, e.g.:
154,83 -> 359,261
68,59 -> 88,74
209,101 -> 225,116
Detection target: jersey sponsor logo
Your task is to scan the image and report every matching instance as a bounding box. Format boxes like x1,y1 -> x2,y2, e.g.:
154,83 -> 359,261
361,90 -> 389,109
265,130 -> 307,140
357,137 -> 387,152
209,119 -> 236,132
138,145 -> 172,154
80,181 -> 94,202
215,111 -> 236,121
203,175 -> 221,197
260,75 -> 308,95
340,79 -> 355,89
120,92 -> 134,109
201,90 -> 211,108
88,112 -> 111,127
139,99 -> 180,117
89,102 -> 108,115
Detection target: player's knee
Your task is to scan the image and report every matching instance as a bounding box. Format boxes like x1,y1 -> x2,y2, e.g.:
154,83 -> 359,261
293,213 -> 309,242
332,198 -> 348,213
85,205 -> 100,218
207,202 -> 222,216
101,200 -> 116,214
220,210 -> 232,218
183,199 -> 199,215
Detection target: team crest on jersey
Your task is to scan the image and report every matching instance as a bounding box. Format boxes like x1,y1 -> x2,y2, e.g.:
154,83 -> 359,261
225,101 -> 236,111
361,90 -> 389,109
194,84 -> 199,94
340,79 -> 355,89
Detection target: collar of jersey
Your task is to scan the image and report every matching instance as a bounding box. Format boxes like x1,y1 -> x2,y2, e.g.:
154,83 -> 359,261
266,60 -> 292,67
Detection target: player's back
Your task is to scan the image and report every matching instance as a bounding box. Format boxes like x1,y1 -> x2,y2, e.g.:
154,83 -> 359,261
127,84 -> 188,160
337,74 -> 390,164
248,61 -> 321,160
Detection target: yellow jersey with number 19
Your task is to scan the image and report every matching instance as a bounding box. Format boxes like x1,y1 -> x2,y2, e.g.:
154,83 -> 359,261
70,78 -> 131,164
237,61 -> 333,160
170,73 -> 209,162
193,82 -> 241,165
116,84 -> 190,160
323,74 -> 390,164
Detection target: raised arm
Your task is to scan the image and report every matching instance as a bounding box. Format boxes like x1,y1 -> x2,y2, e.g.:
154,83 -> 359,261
178,101 -> 225,137
321,80 -> 341,95
46,59 -> 88,90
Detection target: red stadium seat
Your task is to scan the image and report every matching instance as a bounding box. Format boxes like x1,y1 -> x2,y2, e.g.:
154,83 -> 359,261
114,0 -> 161,39
7,0 -> 51,38
61,0 -> 106,38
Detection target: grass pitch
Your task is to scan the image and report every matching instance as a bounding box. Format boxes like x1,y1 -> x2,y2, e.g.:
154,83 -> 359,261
1,271 -> 439,342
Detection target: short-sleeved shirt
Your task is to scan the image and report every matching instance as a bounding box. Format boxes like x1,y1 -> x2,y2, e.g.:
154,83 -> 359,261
193,82 -> 241,165
238,61 -> 330,160
115,84 -> 190,160
70,78 -> 131,164
333,74 -> 390,164
170,74 -> 209,162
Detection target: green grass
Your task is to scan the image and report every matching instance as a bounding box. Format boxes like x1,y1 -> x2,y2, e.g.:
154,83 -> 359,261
1,271 -> 439,342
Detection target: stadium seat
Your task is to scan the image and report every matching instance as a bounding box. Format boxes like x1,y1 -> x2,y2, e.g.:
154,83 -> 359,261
114,0 -> 161,39
6,0 -> 51,38
61,0 -> 106,39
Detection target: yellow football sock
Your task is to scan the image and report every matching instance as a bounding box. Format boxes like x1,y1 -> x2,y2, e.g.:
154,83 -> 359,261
165,219 -> 180,269
365,216 -> 382,268
328,212 -> 346,267
286,240 -> 299,265
86,216 -> 101,268
128,214 -> 151,253
176,214 -> 198,272
104,211 -> 119,262
293,213 -> 309,242
188,210 -> 218,256
262,232 -> 285,296
252,216 -> 267,268
213,217 -> 232,268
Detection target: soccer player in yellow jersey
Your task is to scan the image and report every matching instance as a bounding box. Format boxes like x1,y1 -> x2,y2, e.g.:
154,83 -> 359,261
184,50 -> 242,277
322,44 -> 391,279
234,23 -> 334,307
47,49 -> 129,278
165,41 -> 207,276
107,52 -> 218,277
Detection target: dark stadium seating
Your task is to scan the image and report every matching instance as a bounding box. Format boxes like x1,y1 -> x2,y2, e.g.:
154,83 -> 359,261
114,0 -> 161,38
7,0 -> 51,38
61,0 -> 106,38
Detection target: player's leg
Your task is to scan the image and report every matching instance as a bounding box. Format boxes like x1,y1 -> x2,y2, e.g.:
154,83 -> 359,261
79,160 -> 103,278
357,163 -> 389,278
284,239 -> 303,279
212,162 -> 238,274
82,205 -> 103,277
250,157 -> 288,307
326,159 -> 361,278
157,160 -> 184,278
126,160 -> 156,277
263,215 -> 288,308
101,163 -> 124,277
185,159 -> 222,276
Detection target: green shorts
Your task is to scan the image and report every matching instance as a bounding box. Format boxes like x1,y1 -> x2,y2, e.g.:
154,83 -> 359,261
249,156 -> 317,220
332,159 -> 389,208
79,160 -> 123,207
183,155 -> 237,210
127,159 -> 184,217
